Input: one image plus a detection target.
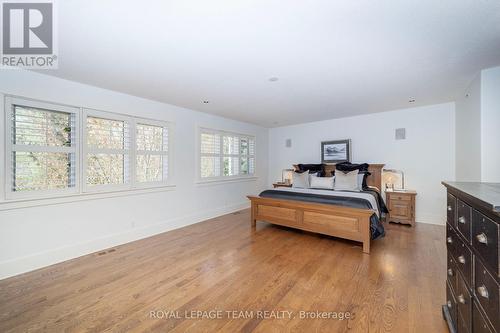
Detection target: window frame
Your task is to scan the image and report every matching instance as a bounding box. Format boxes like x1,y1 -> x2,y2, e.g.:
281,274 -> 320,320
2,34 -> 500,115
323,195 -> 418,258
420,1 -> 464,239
82,108 -> 132,193
133,117 -> 173,189
3,96 -> 176,202
4,96 -> 81,200
197,127 -> 256,182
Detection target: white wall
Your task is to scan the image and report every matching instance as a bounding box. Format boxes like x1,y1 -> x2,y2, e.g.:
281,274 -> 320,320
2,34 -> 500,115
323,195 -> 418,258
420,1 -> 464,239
0,70 -> 268,279
268,103 -> 456,225
455,74 -> 481,181
455,66 -> 500,183
481,66 -> 500,182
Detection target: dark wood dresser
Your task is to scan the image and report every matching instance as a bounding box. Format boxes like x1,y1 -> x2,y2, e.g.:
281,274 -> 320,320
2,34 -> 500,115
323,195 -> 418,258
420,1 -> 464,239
442,182 -> 500,333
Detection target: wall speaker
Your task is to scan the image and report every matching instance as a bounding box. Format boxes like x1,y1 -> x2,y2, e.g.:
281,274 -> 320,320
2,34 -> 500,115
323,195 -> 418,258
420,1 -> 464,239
395,128 -> 406,140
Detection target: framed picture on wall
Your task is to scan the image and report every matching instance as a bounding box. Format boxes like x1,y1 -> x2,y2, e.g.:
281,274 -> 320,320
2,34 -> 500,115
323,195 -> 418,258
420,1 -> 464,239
321,139 -> 351,163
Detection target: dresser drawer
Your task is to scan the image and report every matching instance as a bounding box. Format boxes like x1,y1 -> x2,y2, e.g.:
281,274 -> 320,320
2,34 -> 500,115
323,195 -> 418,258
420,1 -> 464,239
456,273 -> 472,333
447,223 -> 457,255
448,251 -> 458,293
472,210 -> 499,277
457,200 -> 472,242
458,313 -> 471,333
473,301 -> 494,333
447,193 -> 457,227
455,236 -> 473,287
447,280 -> 458,328
474,257 -> 499,331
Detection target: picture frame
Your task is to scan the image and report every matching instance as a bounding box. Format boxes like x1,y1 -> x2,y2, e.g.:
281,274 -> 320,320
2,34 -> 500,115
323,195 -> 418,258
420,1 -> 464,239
321,139 -> 351,163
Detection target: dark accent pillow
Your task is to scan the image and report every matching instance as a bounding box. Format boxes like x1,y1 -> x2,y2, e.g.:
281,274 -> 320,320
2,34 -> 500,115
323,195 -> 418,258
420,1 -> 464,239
359,171 -> 371,189
297,163 -> 325,177
335,162 -> 369,172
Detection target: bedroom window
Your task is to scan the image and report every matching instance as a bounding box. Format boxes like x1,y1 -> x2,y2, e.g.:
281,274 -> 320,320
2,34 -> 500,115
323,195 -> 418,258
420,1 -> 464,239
5,97 -> 80,199
83,110 -> 131,191
199,128 -> 255,180
135,121 -> 170,184
4,97 -> 174,201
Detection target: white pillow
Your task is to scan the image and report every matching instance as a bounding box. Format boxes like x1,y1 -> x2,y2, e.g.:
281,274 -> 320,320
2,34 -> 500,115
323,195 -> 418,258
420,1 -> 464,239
334,170 -> 360,191
310,175 -> 334,190
292,171 -> 309,188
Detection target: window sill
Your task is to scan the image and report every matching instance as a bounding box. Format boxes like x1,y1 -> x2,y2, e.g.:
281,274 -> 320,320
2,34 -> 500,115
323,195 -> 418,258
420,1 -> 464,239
195,176 -> 258,186
0,185 -> 177,211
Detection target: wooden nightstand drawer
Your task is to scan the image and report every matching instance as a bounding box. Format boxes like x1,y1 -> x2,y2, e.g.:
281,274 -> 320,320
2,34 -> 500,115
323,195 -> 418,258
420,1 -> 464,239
391,194 -> 411,201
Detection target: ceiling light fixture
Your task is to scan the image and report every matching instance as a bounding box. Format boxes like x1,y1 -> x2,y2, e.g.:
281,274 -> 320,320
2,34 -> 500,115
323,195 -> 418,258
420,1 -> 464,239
269,77 -> 279,82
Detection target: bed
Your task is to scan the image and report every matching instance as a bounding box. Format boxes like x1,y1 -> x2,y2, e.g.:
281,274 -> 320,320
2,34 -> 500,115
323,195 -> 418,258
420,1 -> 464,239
247,163 -> 386,254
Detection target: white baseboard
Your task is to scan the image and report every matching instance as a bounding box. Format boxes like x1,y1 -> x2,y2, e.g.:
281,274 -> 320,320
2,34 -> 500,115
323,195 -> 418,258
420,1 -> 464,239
415,213 -> 446,226
0,201 -> 250,280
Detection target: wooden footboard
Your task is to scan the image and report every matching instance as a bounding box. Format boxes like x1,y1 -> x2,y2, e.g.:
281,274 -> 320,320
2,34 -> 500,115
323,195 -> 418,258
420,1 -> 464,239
247,196 -> 374,253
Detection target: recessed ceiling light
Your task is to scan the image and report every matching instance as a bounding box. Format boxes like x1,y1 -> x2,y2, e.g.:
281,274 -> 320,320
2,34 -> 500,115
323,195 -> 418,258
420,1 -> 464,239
409,98 -> 416,103
269,77 -> 279,82
202,100 -> 209,104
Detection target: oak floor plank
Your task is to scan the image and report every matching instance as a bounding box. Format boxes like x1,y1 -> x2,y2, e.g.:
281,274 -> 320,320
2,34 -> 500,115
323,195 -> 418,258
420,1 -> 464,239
0,209 -> 447,333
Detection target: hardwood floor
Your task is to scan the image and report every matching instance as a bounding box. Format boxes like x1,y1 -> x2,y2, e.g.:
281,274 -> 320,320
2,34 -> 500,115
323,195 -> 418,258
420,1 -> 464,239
0,209 -> 448,333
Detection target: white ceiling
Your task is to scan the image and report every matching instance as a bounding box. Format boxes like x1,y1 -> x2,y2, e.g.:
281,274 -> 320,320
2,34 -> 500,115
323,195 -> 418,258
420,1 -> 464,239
45,0 -> 500,127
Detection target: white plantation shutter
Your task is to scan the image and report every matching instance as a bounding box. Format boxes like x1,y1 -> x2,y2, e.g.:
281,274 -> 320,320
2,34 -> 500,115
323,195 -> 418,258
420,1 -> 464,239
223,134 -> 240,176
6,97 -> 79,197
5,98 -> 174,199
200,131 -> 221,178
84,111 -> 131,189
199,128 -> 255,180
136,122 -> 169,184
248,138 -> 255,174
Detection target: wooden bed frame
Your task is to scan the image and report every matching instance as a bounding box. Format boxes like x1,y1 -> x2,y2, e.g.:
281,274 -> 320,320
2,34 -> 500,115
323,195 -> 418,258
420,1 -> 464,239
247,163 -> 384,254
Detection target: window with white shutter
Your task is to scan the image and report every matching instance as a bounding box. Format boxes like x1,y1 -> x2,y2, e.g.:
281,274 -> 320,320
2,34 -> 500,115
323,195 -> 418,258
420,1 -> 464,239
199,128 -> 255,180
83,110 -> 130,191
5,97 -> 80,198
136,121 -> 170,184
4,97 -> 174,201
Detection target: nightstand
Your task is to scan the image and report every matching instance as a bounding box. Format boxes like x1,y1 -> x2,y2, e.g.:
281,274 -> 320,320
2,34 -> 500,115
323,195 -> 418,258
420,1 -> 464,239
385,190 -> 417,226
273,182 -> 292,188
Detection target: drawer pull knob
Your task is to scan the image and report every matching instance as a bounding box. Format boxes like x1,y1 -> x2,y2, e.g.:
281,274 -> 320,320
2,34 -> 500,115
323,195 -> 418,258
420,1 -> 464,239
477,285 -> 489,299
457,255 -> 466,264
457,294 -> 466,304
447,268 -> 454,276
447,206 -> 452,211
476,233 -> 488,244
458,216 -> 466,224
447,237 -> 453,244
447,300 -> 452,308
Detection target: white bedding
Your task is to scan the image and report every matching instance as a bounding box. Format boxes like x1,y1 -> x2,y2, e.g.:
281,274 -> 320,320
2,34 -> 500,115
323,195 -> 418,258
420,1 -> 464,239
273,187 -> 380,217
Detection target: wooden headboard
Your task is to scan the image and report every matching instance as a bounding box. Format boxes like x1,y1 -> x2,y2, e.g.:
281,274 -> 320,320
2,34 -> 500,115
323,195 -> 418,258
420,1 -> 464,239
293,163 -> 385,191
